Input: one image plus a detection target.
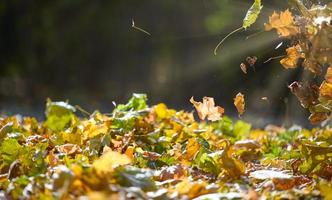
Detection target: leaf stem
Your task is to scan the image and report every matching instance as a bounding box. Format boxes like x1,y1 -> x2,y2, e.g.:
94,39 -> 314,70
214,27 -> 244,55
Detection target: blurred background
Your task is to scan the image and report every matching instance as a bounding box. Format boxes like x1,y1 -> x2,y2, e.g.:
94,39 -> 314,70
0,0 -> 327,127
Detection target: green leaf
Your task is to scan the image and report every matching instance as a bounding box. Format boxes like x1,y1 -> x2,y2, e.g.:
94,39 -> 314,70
115,93 -> 148,112
44,99 -> 76,132
0,138 -> 22,170
113,166 -> 157,191
233,120 -> 251,139
243,0 -> 262,29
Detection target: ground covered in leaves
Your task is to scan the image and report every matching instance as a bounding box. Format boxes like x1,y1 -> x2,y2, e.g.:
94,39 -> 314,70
1,94 -> 332,199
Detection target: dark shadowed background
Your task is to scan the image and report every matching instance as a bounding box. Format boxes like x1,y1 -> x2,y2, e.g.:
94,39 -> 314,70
0,0 -> 326,127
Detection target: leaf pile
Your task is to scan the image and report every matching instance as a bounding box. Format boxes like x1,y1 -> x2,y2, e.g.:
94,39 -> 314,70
264,3 -> 332,124
1,94 -> 332,199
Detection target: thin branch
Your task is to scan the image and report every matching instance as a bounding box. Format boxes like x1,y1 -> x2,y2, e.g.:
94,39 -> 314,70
75,105 -> 91,116
214,27 -> 244,55
245,30 -> 264,40
131,19 -> 151,36
263,55 -> 286,63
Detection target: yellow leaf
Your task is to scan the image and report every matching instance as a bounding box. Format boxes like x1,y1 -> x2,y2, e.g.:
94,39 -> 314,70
92,150 -> 131,174
233,92 -> 245,115
190,97 -> 224,121
154,103 -> 168,119
265,9 -> 299,37
185,138 -> 201,160
280,45 -> 304,69
319,81 -> 332,99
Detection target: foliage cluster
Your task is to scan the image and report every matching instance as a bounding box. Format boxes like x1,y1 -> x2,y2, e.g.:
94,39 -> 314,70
0,94 -> 332,199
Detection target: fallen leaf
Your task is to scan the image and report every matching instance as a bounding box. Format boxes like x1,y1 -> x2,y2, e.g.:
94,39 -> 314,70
56,144 -> 81,155
190,97 -> 224,121
234,139 -> 261,149
234,93 -> 245,115
280,45 -> 304,69
264,9 -> 299,37
250,169 -> 292,180
93,150 -> 131,174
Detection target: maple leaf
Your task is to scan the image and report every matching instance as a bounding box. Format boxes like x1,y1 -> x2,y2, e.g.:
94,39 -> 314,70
190,97 -> 224,121
280,45 -> 304,69
233,92 -> 245,115
264,9 -> 299,37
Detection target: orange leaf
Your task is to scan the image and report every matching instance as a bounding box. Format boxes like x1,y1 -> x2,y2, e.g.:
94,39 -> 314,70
319,81 -> 332,99
264,9 -> 299,37
190,97 -> 224,121
233,92 -> 245,115
280,45 -> 304,69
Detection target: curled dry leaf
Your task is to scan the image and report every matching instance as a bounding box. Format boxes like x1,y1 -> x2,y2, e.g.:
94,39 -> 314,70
234,139 -> 261,149
234,92 -> 245,115
190,97 -> 224,121
56,144 -> 81,155
264,9 -> 299,37
280,45 -> 304,69
240,63 -> 247,74
288,81 -> 319,108
309,112 -> 329,124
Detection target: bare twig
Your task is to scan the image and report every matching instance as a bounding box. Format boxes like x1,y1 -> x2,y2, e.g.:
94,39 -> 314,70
263,55 -> 286,63
131,19 -> 151,36
214,27 -> 243,55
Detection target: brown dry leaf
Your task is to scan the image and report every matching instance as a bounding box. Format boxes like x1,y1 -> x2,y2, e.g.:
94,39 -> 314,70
159,165 -> 186,181
190,97 -> 224,121
234,92 -> 245,115
288,81 -> 319,108
264,9 -> 299,37
234,139 -> 261,149
303,58 -> 322,74
280,45 -> 304,69
56,144 -> 82,155
240,63 -> 247,74
309,112 -> 329,124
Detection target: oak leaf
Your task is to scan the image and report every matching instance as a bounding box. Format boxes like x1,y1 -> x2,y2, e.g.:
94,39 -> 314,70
264,9 -> 299,37
234,92 -> 245,115
190,97 -> 224,121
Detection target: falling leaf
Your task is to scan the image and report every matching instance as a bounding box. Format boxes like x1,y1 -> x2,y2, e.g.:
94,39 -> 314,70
246,56 -> 257,66
240,63 -> 247,74
309,112 -> 329,124
190,97 -> 224,121
288,81 -> 319,108
264,9 -> 299,37
319,81 -> 332,99
234,93 -> 245,115
243,0 -> 263,29
280,45 -> 304,69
